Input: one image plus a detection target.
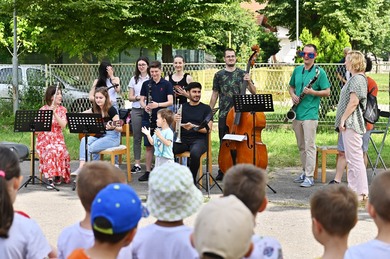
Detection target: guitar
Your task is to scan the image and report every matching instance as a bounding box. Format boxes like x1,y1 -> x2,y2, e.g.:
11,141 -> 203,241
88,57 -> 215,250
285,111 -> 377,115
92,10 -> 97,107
78,120 -> 124,140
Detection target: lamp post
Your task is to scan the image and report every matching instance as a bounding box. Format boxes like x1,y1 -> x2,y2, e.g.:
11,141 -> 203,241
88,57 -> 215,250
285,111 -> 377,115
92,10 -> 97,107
12,0 -> 19,114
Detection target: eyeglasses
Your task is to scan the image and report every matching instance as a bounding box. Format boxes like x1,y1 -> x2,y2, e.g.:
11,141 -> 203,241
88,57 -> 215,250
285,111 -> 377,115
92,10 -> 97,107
298,51 -> 316,59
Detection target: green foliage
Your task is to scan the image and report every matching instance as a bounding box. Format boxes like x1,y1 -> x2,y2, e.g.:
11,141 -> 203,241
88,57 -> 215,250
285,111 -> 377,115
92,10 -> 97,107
259,0 -> 390,58
257,28 -> 280,62
299,27 -> 350,63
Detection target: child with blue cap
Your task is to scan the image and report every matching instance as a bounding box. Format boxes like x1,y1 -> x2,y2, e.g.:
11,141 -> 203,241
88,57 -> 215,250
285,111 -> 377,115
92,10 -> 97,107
68,183 -> 147,259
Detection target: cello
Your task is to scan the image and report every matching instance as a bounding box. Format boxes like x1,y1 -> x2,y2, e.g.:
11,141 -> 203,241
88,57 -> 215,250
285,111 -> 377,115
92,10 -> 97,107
218,45 -> 268,173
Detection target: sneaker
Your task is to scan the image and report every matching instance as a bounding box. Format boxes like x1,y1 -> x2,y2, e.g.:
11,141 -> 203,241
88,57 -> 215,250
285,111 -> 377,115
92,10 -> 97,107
300,177 -> 314,187
70,168 -> 81,176
131,165 -> 142,174
293,173 -> 305,183
215,170 -> 224,181
328,179 -> 340,184
54,176 -> 61,185
46,179 -> 55,190
138,171 -> 150,182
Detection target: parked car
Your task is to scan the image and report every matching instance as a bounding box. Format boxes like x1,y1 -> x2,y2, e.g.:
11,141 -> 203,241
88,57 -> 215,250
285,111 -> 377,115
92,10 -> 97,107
0,65 -> 89,111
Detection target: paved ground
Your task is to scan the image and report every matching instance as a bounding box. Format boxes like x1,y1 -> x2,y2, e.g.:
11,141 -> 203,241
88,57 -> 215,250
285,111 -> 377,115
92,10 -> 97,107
14,160 -> 380,259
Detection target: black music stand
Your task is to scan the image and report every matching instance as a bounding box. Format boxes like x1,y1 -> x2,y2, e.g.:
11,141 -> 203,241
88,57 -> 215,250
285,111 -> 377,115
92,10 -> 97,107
15,110 -> 59,191
66,113 -> 105,190
233,94 -> 277,193
197,133 -> 223,197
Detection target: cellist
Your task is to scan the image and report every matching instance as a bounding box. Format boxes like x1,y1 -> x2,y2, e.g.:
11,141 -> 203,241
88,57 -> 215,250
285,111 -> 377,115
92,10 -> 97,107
209,48 -> 256,181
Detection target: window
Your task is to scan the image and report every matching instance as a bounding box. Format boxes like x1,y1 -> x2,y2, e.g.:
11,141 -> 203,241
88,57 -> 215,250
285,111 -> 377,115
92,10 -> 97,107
0,68 -> 22,84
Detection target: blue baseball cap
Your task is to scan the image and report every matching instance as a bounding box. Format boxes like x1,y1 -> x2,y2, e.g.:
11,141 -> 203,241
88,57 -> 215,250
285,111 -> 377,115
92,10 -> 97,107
91,183 -> 147,235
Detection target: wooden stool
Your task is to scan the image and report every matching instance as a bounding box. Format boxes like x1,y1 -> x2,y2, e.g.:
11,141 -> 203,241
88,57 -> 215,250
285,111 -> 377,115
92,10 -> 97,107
314,146 -> 339,183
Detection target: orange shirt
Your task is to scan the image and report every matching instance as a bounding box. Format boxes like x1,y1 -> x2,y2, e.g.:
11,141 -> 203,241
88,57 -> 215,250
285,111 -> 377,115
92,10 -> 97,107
67,249 -> 90,259
366,76 -> 378,131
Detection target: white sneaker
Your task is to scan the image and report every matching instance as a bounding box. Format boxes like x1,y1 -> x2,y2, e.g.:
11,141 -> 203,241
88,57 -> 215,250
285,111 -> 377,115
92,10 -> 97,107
70,168 -> 81,176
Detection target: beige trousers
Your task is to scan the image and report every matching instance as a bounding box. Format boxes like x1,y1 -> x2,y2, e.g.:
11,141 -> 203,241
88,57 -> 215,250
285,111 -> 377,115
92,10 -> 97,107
292,120 -> 318,177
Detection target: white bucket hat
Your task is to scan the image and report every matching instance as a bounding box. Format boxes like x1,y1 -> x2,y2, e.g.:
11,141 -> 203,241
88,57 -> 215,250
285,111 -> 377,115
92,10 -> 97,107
146,162 -> 203,221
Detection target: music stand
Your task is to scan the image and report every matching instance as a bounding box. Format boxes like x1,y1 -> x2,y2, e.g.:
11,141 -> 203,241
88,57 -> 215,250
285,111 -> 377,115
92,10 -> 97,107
197,133 -> 223,197
15,110 -> 59,191
233,94 -> 277,193
66,113 -> 106,190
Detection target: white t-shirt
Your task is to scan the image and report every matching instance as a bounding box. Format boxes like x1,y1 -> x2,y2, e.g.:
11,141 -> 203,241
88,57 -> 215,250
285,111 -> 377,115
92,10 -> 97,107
344,239 -> 390,259
128,75 -> 150,109
131,224 -> 198,259
0,213 -> 51,259
57,222 -> 132,259
244,235 -> 283,259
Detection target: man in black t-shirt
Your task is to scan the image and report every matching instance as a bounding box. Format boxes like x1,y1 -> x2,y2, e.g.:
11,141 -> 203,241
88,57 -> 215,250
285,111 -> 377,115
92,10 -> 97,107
173,82 -> 213,184
139,61 -> 174,181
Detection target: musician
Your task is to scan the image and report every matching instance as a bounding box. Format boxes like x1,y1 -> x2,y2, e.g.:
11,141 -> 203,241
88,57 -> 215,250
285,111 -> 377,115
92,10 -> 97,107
173,82 -> 213,184
209,48 -> 256,180
128,57 -> 150,174
36,85 -> 70,188
72,87 -> 122,176
289,43 -> 330,187
138,60 -> 174,182
165,55 -> 193,108
89,61 -> 121,109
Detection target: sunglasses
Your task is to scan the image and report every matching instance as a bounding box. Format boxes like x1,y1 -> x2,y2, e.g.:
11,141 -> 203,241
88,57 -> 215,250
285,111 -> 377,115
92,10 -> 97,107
298,51 -> 316,59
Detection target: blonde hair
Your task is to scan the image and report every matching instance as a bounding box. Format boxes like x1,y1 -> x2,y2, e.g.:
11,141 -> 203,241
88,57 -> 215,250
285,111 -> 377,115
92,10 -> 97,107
346,50 -> 366,73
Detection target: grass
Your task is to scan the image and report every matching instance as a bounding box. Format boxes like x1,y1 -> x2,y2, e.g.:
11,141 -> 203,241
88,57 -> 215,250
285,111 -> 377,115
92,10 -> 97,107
1,119 -> 388,172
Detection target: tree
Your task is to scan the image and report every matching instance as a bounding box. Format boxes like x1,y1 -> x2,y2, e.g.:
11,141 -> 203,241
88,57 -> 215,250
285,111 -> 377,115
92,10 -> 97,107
258,0 -> 390,57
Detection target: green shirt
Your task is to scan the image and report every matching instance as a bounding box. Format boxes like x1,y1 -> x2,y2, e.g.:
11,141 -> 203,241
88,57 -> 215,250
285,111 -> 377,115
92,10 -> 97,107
289,65 -> 331,120
212,68 -> 246,118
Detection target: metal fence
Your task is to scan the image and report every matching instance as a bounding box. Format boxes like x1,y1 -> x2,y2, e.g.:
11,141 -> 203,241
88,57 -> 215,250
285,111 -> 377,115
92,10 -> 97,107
47,63 -> 389,127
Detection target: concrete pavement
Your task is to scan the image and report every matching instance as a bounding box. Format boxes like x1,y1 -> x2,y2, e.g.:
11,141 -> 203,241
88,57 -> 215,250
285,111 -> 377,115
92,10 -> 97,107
14,160 -> 379,259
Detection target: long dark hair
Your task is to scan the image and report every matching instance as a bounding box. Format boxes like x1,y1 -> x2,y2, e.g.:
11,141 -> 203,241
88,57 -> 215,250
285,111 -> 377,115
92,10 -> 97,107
134,57 -> 150,84
44,85 -> 62,106
92,87 -> 111,117
96,61 -> 112,88
0,146 -> 21,238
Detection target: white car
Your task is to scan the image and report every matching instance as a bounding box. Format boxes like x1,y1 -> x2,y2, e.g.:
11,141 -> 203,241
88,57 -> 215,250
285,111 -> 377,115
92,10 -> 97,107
0,65 -> 89,111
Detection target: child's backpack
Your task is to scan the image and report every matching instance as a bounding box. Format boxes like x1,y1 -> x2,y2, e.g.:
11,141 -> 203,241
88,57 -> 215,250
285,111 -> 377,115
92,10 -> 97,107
361,86 -> 380,124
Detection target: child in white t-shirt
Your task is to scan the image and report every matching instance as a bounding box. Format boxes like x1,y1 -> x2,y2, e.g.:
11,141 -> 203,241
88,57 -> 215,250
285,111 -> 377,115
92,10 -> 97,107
310,184 -> 358,259
131,163 -> 203,259
223,164 -> 283,259
345,170 -> 390,258
0,146 -> 56,259
142,108 -> 174,167
57,161 -> 133,259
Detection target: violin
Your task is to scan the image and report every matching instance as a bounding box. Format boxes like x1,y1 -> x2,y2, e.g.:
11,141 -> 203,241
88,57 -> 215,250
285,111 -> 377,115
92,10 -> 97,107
218,45 -> 268,173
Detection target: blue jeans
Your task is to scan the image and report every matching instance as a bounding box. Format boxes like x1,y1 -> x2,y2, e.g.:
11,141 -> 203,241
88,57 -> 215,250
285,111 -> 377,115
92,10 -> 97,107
79,130 -> 120,161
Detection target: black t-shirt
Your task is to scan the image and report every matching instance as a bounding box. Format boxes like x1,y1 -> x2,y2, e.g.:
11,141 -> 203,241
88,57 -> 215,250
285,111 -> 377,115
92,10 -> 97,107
169,73 -> 189,105
140,78 -> 174,126
181,102 -> 212,141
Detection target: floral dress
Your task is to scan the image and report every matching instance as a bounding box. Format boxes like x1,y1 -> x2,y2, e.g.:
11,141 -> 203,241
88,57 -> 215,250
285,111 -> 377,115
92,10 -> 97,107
36,105 -> 70,183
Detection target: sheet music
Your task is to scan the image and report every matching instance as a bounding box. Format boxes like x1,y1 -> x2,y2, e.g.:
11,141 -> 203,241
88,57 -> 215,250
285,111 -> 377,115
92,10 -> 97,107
223,134 -> 247,142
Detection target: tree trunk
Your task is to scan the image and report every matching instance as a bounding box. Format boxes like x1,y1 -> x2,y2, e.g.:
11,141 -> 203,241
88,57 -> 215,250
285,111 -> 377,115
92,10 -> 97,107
162,44 -> 173,63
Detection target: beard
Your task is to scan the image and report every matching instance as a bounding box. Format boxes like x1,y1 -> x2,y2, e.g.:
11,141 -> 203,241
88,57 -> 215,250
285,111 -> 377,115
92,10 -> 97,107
226,63 -> 235,67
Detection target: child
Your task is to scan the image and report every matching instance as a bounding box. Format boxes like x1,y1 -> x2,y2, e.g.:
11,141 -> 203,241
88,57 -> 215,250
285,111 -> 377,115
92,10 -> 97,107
68,183 -> 145,259
344,170 -> 390,258
57,161 -> 131,259
310,184 -> 358,259
131,162 -> 203,258
192,195 -> 254,259
0,145 -> 56,258
223,164 -> 283,259
141,108 -> 174,167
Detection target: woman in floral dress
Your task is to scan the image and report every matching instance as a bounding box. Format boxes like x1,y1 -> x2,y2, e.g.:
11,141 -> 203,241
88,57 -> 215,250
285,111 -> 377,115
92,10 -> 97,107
36,85 -> 70,188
